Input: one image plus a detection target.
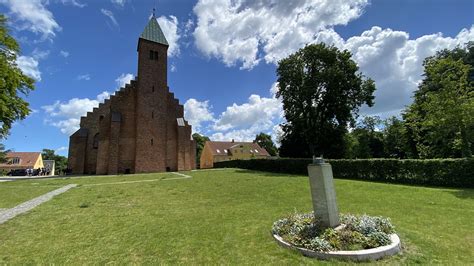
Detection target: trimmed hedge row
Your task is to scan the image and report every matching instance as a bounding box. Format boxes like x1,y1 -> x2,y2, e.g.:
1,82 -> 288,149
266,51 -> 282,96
214,158 -> 474,188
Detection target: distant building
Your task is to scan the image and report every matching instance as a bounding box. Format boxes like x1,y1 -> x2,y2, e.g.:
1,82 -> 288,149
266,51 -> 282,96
0,152 -> 44,171
200,141 -> 270,169
43,160 -> 55,176
68,14 -> 196,175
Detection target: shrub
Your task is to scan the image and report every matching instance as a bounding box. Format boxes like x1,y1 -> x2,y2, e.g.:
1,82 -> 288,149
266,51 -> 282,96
214,158 -> 474,188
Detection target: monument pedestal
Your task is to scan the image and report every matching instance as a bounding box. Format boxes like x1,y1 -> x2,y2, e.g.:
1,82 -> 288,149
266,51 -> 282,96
308,162 -> 340,228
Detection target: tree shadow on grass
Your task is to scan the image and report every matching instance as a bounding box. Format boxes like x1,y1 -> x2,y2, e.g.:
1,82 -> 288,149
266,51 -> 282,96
449,189 -> 474,200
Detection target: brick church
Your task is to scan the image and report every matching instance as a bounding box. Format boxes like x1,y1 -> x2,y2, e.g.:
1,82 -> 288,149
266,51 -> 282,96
68,15 -> 196,175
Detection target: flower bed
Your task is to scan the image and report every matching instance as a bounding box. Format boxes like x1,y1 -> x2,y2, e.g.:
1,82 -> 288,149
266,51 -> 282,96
272,212 -> 401,261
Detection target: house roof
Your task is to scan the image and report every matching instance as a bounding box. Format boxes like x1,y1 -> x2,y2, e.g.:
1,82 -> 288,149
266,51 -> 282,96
205,141 -> 270,156
140,16 -> 169,46
0,152 -> 42,169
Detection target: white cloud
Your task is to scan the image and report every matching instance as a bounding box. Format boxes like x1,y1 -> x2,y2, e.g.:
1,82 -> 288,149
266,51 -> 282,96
111,0 -> 126,7
183,99 -> 215,132
210,83 -> 283,142
60,50 -> 70,58
157,16 -> 180,57
101,8 -> 118,27
76,74 -> 91,81
316,25 -> 474,115
42,92 -> 111,135
16,56 -> 41,81
115,73 -> 134,89
0,0 -> 61,40
32,48 -> 50,60
59,0 -> 86,8
193,0 -> 369,69
55,146 -> 68,153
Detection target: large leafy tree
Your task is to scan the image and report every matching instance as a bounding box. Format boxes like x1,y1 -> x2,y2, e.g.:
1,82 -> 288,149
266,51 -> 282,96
382,117 -> 409,159
253,132 -> 278,156
192,133 -> 210,166
41,149 -> 68,175
276,43 -> 375,158
0,143 -> 8,163
404,43 -> 474,158
0,14 -> 35,138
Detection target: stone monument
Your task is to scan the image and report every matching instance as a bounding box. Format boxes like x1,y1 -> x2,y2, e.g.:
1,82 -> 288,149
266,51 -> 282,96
307,157 -> 340,228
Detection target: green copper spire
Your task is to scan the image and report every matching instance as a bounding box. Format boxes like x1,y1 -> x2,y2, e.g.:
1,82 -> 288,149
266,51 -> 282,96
140,14 -> 169,46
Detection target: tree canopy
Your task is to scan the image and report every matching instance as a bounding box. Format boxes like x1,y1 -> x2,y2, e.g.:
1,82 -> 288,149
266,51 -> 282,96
404,43 -> 474,158
253,132 -> 278,156
0,14 -> 35,138
276,43 -> 375,158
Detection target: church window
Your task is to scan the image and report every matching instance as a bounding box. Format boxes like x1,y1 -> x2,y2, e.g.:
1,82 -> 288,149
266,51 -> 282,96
154,51 -> 159,60
149,50 -> 154,59
93,133 -> 99,149
152,111 -> 154,119
10,157 -> 20,164
152,86 -> 155,92
151,138 -> 154,145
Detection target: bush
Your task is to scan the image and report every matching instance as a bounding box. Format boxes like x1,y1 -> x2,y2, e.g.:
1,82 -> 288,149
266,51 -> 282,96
214,158 -> 474,188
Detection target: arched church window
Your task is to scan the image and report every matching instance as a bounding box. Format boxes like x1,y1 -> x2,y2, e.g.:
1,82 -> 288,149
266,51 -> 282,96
93,133 -> 99,149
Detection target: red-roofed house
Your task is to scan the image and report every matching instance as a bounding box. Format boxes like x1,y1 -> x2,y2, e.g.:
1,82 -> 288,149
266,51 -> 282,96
0,152 -> 44,170
200,140 -> 270,169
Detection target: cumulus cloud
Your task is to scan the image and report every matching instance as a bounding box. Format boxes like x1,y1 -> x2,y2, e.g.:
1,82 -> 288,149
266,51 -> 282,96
318,25 -> 474,115
193,0 -> 369,69
16,56 -> 41,81
0,0 -> 61,40
157,16 -> 181,57
101,9 -> 118,27
42,92 -> 111,135
115,73 -> 134,89
210,83 -> 283,141
183,99 -> 215,132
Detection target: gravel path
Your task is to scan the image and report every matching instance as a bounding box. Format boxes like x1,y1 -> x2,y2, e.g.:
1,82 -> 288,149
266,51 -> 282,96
0,184 -> 77,225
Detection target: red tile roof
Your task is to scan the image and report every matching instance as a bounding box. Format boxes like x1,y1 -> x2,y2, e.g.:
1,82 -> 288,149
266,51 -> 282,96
206,141 -> 270,156
0,152 -> 42,169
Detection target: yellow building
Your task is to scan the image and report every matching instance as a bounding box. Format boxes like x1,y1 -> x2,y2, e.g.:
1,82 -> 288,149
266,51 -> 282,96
0,152 -> 44,171
200,141 -> 270,169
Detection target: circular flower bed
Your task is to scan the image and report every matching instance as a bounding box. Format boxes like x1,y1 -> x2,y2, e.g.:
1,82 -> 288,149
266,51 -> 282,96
272,212 -> 398,256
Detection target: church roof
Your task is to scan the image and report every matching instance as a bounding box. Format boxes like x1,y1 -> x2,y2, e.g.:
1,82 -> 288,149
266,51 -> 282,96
140,16 -> 169,46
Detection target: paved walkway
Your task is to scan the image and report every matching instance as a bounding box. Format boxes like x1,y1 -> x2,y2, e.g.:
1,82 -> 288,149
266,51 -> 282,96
0,184 -> 77,225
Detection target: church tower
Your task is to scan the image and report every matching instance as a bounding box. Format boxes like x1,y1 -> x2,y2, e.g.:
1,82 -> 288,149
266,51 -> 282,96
68,13 -> 196,175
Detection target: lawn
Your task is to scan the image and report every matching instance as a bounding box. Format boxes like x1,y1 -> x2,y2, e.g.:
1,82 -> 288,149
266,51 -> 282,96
0,169 -> 472,264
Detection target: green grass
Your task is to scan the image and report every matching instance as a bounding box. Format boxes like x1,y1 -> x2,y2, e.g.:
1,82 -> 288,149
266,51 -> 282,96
0,169 -> 472,264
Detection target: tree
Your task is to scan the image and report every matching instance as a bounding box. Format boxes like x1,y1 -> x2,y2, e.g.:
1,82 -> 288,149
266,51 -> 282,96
382,117 -> 408,158
0,15 -> 35,138
253,132 -> 278,156
346,116 -> 385,158
192,133 -> 210,166
277,43 -> 375,158
404,43 -> 474,158
0,143 -> 8,163
41,149 -> 68,175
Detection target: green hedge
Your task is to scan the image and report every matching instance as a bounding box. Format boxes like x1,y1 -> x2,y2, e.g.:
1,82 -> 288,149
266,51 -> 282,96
214,158 -> 474,188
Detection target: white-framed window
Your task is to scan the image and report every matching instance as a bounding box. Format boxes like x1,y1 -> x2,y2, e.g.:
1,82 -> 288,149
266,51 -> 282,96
255,150 -> 259,153
216,149 -> 221,153
224,149 -> 228,153
11,157 -> 20,164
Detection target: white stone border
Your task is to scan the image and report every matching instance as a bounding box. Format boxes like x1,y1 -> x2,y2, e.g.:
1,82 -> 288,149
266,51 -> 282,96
273,233 -> 401,261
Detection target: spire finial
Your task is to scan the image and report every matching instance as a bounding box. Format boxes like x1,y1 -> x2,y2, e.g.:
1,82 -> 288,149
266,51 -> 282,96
152,7 -> 156,18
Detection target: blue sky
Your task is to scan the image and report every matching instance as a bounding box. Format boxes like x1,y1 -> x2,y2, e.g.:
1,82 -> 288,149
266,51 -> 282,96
1,0 -> 473,156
